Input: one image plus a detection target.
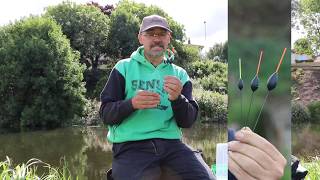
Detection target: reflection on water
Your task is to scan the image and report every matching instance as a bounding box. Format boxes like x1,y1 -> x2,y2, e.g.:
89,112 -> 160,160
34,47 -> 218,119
292,123 -> 320,161
0,123 -> 226,180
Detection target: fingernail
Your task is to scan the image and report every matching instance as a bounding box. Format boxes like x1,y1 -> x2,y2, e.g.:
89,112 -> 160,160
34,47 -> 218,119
235,131 -> 244,139
228,141 -> 235,149
241,126 -> 252,132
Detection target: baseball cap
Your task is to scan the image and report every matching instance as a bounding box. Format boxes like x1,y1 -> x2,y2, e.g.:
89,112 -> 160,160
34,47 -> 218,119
139,15 -> 172,33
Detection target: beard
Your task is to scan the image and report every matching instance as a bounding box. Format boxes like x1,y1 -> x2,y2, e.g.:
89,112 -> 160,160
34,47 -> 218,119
147,43 -> 166,57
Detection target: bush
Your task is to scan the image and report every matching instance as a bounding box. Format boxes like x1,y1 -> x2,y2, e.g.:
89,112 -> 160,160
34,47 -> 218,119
292,101 -> 311,124
307,101 -> 320,123
0,17 -> 87,129
85,62 -> 115,99
89,61 -> 117,99
199,74 -> 227,94
193,88 -> 227,122
187,60 -> 227,93
93,73 -> 109,100
187,60 -> 227,79
172,41 -> 202,68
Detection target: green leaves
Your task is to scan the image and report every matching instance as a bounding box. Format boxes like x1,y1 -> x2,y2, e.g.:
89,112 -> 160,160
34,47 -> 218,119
297,0 -> 320,55
193,88 -> 227,122
106,0 -> 185,58
206,41 -> 228,62
107,9 -> 140,58
187,60 -> 227,94
0,16 -> 86,129
301,0 -> 320,13
294,38 -> 314,55
46,2 -> 110,69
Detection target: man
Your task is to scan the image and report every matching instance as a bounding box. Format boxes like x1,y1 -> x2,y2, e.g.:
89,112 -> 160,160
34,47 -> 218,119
100,14 -> 287,180
100,15 -> 215,180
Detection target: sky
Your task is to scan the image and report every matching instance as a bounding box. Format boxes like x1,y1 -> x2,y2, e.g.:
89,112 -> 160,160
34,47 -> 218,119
0,0 -> 228,49
0,0 -> 305,49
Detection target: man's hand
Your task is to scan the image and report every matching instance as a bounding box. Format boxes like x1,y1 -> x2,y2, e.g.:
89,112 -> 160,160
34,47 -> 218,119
164,76 -> 182,101
228,127 -> 287,180
131,90 -> 160,109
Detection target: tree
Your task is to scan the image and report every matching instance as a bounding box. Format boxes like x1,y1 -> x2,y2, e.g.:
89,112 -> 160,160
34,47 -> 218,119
115,0 -> 185,41
86,1 -> 115,16
0,17 -> 87,129
291,0 -> 301,29
106,0 -> 185,58
107,9 -> 140,58
206,41 -> 228,62
297,0 -> 320,54
172,41 -> 202,67
293,38 -> 314,55
45,2 -> 110,71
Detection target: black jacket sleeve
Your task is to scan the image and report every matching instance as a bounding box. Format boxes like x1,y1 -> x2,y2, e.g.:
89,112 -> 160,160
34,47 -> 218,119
171,81 -> 199,128
99,68 -> 135,125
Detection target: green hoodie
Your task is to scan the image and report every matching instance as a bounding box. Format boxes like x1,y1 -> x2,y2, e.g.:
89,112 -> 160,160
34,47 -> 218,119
100,46 -> 198,143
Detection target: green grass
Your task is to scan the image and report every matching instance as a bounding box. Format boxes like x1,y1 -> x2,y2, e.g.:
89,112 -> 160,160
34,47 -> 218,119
301,156 -> 320,180
0,156 -> 76,180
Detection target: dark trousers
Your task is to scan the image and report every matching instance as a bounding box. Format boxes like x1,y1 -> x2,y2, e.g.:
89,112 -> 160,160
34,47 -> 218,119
111,138 -> 216,180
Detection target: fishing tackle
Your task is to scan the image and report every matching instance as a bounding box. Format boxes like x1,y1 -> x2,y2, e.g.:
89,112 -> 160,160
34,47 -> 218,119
245,50 -> 263,126
234,48 -> 287,131
252,47 -> 287,131
237,59 -> 244,122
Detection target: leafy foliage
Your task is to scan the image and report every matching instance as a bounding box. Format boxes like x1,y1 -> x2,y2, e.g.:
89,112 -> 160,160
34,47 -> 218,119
0,16 -> 86,129
45,1 -> 110,70
107,9 -> 140,58
298,0 -> 320,55
106,0 -> 185,59
0,156 -> 74,179
172,42 -> 202,68
293,38 -> 314,55
206,41 -> 228,62
86,1 -> 115,16
115,0 -> 185,41
92,63 -> 116,99
187,60 -> 227,79
292,101 -> 311,124
199,74 -> 227,94
193,88 -> 227,122
307,101 -> 320,123
187,60 -> 227,93
302,157 -> 320,180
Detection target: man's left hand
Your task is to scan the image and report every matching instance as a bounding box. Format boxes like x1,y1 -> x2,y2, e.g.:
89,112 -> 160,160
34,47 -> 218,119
164,76 -> 182,101
228,127 -> 287,180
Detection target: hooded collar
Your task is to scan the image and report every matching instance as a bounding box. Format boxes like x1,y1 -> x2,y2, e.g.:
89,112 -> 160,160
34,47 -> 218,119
130,46 -> 174,69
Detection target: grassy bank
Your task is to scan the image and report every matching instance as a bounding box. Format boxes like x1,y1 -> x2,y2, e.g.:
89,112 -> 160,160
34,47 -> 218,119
0,156 -> 75,180
301,156 -> 320,180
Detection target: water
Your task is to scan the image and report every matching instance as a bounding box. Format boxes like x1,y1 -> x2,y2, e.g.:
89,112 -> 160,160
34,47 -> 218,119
0,123 -> 226,180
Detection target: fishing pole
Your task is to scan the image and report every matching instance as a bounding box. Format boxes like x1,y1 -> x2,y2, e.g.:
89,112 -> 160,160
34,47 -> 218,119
253,47 -> 287,131
245,50 -> 263,127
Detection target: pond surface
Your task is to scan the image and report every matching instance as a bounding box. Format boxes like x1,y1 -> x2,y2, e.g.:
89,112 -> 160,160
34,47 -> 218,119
0,123 -> 226,180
